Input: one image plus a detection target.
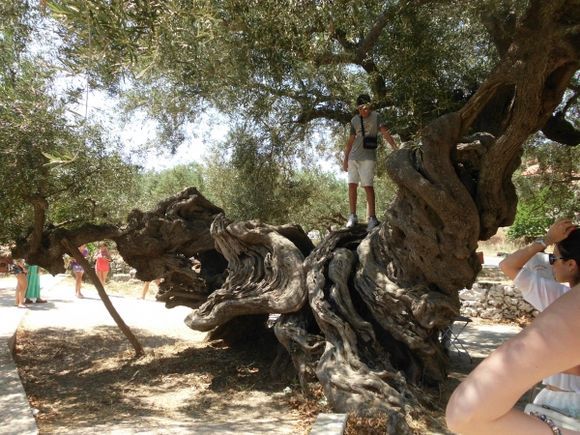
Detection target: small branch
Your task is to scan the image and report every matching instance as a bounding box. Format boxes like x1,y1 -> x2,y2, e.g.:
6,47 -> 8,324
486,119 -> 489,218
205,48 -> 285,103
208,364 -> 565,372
296,106 -> 351,125
313,51 -> 355,66
52,218 -> 84,228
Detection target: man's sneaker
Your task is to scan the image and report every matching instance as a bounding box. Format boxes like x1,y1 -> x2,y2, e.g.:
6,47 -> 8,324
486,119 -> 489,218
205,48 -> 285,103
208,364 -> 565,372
367,216 -> 380,231
346,213 -> 358,228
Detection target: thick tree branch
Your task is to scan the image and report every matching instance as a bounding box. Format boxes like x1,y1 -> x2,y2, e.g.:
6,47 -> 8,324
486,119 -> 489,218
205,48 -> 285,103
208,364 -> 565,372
469,1 -> 578,237
14,223 -> 121,274
185,215 -> 312,331
356,9 -> 391,62
252,82 -> 351,124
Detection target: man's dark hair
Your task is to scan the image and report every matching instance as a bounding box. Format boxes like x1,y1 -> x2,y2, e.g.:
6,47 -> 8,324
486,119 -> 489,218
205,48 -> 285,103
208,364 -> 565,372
558,227 -> 580,266
356,94 -> 371,106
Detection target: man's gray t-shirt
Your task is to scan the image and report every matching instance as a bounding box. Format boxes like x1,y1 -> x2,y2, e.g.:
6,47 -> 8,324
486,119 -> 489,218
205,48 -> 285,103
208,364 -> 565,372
348,111 -> 385,161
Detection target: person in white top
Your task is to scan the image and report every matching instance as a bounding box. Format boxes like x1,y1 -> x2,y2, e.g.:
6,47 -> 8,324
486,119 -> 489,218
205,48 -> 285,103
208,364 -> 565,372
514,250 -> 580,419
523,251 -> 555,280
446,218 -> 580,434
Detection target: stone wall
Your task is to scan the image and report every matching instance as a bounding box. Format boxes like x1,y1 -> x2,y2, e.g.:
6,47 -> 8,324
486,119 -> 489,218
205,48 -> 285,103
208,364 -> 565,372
459,281 -> 538,321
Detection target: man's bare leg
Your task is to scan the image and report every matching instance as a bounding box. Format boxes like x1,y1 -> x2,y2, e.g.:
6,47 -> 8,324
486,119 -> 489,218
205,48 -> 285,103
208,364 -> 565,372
363,185 -> 375,218
348,183 -> 358,213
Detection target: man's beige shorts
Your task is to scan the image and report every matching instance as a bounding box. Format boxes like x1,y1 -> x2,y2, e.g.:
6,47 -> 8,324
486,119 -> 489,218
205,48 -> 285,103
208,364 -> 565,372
347,160 -> 376,186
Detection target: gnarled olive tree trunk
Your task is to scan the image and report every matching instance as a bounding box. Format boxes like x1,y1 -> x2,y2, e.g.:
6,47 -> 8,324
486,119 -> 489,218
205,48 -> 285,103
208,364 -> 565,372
183,2 -> 578,429
186,214 -> 314,332
115,187 -> 227,308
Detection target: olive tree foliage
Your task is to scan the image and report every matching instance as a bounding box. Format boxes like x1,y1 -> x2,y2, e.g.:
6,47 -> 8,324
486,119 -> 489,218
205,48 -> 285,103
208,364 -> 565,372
135,154 -> 359,237
46,0 -> 508,155
508,140 -> 580,239
0,2 -> 147,355
201,124 -> 398,234
0,61 -> 139,244
136,162 -> 206,210
0,2 -> 139,245
45,0 -> 578,227
200,125 -> 348,230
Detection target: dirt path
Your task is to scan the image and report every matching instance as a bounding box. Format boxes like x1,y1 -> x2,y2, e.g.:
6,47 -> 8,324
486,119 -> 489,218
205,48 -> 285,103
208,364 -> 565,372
6,276 -> 303,435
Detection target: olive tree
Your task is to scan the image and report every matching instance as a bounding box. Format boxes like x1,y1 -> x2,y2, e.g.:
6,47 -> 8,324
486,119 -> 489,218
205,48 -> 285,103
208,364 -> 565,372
10,0 -> 579,431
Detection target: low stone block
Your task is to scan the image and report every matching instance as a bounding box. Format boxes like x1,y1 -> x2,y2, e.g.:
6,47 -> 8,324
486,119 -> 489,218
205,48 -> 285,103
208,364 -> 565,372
310,413 -> 348,435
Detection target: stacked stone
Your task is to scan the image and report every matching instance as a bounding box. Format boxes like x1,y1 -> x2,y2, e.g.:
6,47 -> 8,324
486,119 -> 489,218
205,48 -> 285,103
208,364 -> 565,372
459,282 -> 538,321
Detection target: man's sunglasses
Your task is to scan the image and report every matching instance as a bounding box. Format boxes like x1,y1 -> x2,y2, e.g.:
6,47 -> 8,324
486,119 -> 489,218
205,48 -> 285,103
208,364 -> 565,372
548,253 -> 568,265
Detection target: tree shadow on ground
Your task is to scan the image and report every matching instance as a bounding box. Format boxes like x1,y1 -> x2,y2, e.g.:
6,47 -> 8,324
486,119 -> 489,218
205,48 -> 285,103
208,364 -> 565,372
14,325 -> 291,429
14,325 -> 534,434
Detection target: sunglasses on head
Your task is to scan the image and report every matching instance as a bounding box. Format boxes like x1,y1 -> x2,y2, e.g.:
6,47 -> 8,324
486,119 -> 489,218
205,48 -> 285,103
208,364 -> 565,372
548,253 -> 568,265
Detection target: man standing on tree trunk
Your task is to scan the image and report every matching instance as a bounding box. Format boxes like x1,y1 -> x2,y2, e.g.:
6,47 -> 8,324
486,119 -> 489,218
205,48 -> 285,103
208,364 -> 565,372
342,94 -> 398,231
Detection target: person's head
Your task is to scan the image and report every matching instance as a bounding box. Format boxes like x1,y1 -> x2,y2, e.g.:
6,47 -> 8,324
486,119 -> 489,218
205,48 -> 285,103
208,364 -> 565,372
551,227 -> 580,286
99,242 -> 108,252
356,94 -> 372,118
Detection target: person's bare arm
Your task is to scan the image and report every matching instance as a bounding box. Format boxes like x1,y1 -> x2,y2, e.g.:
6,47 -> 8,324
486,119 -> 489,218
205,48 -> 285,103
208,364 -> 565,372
446,286 -> 580,435
342,134 -> 355,172
562,364 -> 580,376
379,126 -> 398,150
499,218 -> 577,280
499,243 -> 546,280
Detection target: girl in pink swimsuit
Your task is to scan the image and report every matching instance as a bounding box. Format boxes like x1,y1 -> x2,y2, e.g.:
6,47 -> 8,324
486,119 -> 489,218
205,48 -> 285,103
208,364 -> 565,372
94,242 -> 112,286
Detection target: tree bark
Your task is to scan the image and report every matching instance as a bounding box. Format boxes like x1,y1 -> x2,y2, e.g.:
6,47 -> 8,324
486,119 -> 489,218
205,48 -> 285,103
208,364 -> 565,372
272,307 -> 324,393
269,1 -> 579,424
185,214 -> 313,331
